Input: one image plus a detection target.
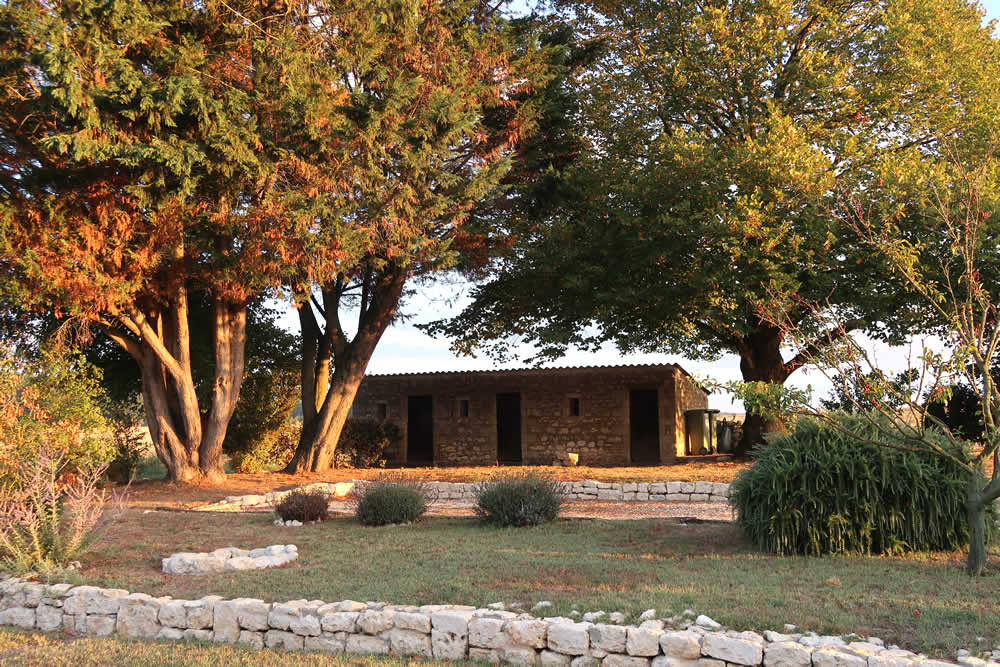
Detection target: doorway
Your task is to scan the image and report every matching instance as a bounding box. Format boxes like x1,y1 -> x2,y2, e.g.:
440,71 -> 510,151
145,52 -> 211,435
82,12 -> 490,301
629,389 -> 660,464
407,395 -> 434,464
496,392 -> 522,463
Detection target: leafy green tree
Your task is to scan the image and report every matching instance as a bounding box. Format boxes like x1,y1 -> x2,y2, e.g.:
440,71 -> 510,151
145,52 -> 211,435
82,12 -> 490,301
728,152 -> 1000,575
427,0 -> 1000,452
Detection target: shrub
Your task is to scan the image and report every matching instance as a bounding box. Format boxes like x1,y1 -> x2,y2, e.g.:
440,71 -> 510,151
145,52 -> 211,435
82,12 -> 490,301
103,396 -> 148,484
335,419 -> 401,468
354,476 -> 428,526
230,419 -> 300,474
731,414 -> 994,556
0,449 -> 125,576
474,470 -> 564,527
0,345 -> 113,478
274,488 -> 330,523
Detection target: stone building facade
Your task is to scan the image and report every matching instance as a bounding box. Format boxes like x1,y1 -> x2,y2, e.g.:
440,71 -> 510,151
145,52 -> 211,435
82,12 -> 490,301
350,364 -> 709,466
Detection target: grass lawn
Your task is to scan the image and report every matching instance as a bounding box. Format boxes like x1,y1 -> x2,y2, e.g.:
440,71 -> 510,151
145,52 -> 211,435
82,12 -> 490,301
67,509 -> 1000,657
0,628 -> 456,666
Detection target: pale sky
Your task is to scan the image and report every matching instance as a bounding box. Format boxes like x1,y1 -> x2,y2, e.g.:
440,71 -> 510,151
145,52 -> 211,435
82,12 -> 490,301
280,1 -> 1000,413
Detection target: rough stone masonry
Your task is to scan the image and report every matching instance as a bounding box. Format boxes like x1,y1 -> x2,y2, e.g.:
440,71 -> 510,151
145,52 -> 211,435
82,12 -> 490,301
0,575 -> 994,665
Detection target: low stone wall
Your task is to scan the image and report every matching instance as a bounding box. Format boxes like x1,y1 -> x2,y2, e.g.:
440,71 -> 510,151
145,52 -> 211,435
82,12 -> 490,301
0,575 -> 993,665
196,480 -> 731,512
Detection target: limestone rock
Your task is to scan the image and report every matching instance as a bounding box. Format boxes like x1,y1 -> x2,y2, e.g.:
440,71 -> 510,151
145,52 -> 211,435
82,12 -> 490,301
812,648 -> 868,667
230,630 -> 260,648
304,636 -> 344,653
389,628 -> 433,657
660,631 -> 702,659
159,600 -> 187,628
358,609 -> 395,635
603,655 -> 651,667
626,626 -> 661,657
694,615 -> 721,630
470,616 -> 506,648
116,594 -> 161,639
321,611 -> 359,634
589,624 -> 628,654
157,627 -> 185,641
346,633 -> 390,655
541,649 -> 572,665
265,629 -> 304,651
508,618 -> 550,649
764,641 -> 812,667
548,622 -> 591,656
432,609 -> 475,660
35,605 -> 62,632
701,632 -> 763,665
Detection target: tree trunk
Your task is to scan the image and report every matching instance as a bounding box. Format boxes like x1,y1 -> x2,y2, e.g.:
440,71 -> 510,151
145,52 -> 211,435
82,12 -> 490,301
966,473 -> 988,576
736,323 -> 791,456
198,298 -> 247,483
284,268 -> 407,474
106,289 -> 248,484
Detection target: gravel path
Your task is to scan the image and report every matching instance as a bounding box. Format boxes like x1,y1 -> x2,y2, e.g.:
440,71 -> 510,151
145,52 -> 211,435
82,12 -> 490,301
325,498 -> 734,521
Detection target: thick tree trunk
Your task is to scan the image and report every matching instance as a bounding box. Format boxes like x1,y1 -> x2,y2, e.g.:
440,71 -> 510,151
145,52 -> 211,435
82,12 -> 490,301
285,268 -> 407,474
106,289 -> 247,484
736,323 -> 791,456
966,472 -> 989,576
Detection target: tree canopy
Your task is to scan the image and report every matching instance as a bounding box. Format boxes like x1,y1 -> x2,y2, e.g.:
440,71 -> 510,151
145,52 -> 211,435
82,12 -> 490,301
426,0 -> 1000,450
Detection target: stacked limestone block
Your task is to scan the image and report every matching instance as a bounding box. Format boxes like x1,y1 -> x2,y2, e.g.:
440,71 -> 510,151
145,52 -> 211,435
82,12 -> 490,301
1,575 -> 995,665
197,480 -> 732,511
161,545 -> 298,575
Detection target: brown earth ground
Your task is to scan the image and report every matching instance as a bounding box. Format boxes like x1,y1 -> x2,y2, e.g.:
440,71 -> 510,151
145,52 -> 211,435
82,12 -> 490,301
125,462 -> 749,509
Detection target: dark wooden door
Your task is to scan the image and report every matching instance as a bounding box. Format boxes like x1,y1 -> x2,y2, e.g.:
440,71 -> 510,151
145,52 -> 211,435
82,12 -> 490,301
496,392 -> 522,463
407,395 -> 434,464
629,389 -> 660,464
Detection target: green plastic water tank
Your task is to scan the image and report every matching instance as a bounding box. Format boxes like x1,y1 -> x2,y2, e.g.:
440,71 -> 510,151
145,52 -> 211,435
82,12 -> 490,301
684,409 -> 720,455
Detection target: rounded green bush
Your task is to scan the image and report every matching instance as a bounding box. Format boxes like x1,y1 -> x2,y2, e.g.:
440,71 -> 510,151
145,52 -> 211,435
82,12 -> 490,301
354,479 -> 428,526
474,470 -> 563,527
731,414 -> 994,556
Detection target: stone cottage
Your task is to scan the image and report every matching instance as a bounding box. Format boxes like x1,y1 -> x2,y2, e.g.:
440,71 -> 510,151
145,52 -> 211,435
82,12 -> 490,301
350,364 -> 709,466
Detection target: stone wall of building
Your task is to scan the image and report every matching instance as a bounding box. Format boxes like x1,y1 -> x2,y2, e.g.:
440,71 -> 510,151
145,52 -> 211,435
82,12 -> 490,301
351,365 -> 709,467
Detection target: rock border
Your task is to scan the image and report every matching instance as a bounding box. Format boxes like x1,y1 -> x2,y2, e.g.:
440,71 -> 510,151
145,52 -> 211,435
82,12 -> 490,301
161,545 -> 298,575
195,480 -> 732,512
0,576 -> 995,665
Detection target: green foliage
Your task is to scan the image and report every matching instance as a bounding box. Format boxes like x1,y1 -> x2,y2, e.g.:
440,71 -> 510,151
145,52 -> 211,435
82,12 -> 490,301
274,489 -> 330,523
103,396 -> 148,484
473,470 -> 564,527
230,419 -> 300,475
0,449 -> 124,576
354,477 -> 428,527
821,369 -> 921,414
731,415 -> 993,556
334,419 -> 401,469
0,344 -> 112,476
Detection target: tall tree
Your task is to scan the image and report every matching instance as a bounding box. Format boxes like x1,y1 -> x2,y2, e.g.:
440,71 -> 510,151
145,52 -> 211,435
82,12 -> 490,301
0,0 -> 327,481
280,1 -> 547,473
426,0 -> 1000,451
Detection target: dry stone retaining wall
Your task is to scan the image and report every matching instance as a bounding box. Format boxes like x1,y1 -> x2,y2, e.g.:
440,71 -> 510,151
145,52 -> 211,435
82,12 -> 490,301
196,480 -> 731,512
0,575 -> 993,665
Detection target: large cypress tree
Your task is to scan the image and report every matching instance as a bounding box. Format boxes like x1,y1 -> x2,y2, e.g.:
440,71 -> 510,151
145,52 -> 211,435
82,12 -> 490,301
0,0 -> 328,481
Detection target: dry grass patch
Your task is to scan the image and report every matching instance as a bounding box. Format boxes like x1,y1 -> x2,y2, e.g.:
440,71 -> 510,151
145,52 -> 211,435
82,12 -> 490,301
0,628 -> 456,666
62,509 -> 1000,657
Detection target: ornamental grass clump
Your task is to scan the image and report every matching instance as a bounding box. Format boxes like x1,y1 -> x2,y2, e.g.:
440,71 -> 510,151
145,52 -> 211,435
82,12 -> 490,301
274,488 -> 330,523
731,414 -> 993,556
0,450 -> 126,577
354,476 -> 429,526
474,470 -> 564,527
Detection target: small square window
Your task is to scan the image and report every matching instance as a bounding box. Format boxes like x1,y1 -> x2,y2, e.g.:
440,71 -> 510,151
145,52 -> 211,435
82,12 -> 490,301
459,399 -> 470,418
376,402 -> 388,421
569,397 -> 580,417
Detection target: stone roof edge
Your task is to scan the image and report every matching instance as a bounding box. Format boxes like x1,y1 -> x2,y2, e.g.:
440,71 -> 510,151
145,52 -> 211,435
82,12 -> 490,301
364,363 -> 710,394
